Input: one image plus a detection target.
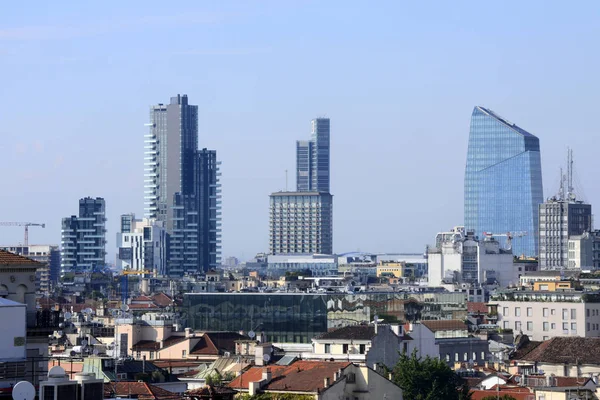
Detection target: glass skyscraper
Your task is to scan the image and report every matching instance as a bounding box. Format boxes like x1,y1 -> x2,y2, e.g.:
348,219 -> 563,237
296,118 -> 330,192
464,106 -> 543,257
144,94 -> 198,233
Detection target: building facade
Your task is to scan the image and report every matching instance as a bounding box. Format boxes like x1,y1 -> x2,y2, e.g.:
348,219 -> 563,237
144,94 -> 198,233
296,118 -> 330,193
116,214 -> 168,276
427,227 -> 518,287
539,199 -> 593,269
269,191 -> 333,255
0,245 -> 60,294
492,290 -> 600,341
60,197 -> 106,275
169,149 -> 222,275
464,106 -> 543,257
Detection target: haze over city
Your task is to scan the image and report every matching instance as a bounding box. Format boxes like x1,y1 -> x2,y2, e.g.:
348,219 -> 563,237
2,1 -> 599,261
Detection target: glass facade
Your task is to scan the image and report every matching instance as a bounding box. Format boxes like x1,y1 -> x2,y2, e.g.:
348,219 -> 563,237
464,107 -> 543,257
295,118 -> 330,193
169,149 -> 222,275
184,293 -> 435,343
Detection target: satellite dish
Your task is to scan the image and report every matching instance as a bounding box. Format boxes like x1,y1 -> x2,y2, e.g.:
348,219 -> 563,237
70,350 -> 76,357
248,331 -> 256,339
64,312 -> 72,320
81,340 -> 88,347
93,349 -> 99,355
12,381 -> 35,400
111,310 -> 118,317
263,354 -> 271,363
48,366 -> 66,378
121,304 -> 129,312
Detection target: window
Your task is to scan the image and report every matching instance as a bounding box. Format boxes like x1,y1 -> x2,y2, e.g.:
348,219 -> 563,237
543,308 -> 549,317
149,352 -> 154,360
527,307 -> 533,317
587,309 -> 590,317
324,344 -> 331,353
446,354 -> 450,362
359,344 -> 366,354
551,323 -> 556,330
515,321 -> 521,331
571,323 -> 577,331
551,309 -> 556,316
563,309 -> 568,320
503,307 -> 509,317
503,321 -> 509,329
464,353 -> 468,361
455,353 -> 459,362
587,323 -> 590,331
571,309 -> 577,319
563,322 -> 569,332
342,344 -> 349,354
481,352 -> 485,360
543,322 -> 549,331
515,307 -> 521,317
527,322 -> 533,331
473,352 -> 477,361
182,350 -> 187,358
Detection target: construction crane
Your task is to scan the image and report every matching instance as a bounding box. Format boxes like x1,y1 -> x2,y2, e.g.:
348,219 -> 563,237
0,222 -> 46,246
482,231 -> 527,251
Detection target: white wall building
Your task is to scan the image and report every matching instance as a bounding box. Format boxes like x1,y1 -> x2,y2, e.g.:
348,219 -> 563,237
0,298 -> 26,361
116,214 -> 167,275
428,227 -> 518,287
493,290 -> 600,341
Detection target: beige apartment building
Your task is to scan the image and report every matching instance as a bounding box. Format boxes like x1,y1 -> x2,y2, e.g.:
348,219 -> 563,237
493,290 -> 600,341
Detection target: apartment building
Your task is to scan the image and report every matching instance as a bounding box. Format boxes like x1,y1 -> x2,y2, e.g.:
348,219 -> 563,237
493,289 -> 600,341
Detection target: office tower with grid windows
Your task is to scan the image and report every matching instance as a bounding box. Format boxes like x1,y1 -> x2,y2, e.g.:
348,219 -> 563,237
464,106 -> 543,257
269,191 -> 333,255
60,197 -> 106,275
296,118 -> 330,192
144,94 -> 198,233
169,149 -> 222,275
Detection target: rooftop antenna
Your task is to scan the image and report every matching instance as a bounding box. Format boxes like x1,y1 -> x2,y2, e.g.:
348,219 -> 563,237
285,169 -> 288,191
567,148 -> 575,200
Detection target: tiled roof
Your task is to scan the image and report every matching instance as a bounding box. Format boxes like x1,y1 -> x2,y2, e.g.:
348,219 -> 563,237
132,295 -> 154,302
515,337 -> 600,364
132,336 -> 187,351
128,303 -> 160,310
229,360 -> 351,393
470,387 -> 533,400
467,302 -> 488,314
152,292 -> 174,307
191,332 -> 246,356
0,250 -> 41,266
511,339 -> 542,360
421,319 -> 467,332
104,382 -> 180,400
316,325 -> 376,341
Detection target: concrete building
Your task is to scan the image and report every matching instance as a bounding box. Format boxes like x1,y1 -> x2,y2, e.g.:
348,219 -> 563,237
266,254 -> 337,277
169,149 -> 222,275
0,244 -> 60,294
539,198 -> 592,269
427,227 -> 518,287
492,289 -> 600,341
116,214 -> 168,276
305,324 -> 411,369
0,250 -> 55,388
61,197 -> 107,275
269,191 -> 333,255
409,320 -> 489,366
144,94 -> 198,233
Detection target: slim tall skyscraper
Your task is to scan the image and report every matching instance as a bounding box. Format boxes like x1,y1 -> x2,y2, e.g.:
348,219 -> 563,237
296,118 -> 330,192
464,106 -> 543,257
60,197 -> 107,275
169,149 -> 222,275
145,94 -> 198,233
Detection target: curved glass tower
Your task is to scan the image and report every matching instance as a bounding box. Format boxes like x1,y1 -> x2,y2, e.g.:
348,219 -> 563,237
464,106 -> 543,257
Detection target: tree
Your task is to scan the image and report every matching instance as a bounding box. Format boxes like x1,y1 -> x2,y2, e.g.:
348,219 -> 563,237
391,350 -> 471,400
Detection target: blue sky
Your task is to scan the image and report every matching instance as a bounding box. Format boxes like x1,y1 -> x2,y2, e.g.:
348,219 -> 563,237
1,1 -> 599,262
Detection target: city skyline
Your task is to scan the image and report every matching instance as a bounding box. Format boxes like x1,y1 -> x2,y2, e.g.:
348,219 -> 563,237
2,2 -> 600,261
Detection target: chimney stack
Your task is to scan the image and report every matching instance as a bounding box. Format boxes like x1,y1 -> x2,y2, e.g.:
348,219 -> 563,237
262,367 -> 272,383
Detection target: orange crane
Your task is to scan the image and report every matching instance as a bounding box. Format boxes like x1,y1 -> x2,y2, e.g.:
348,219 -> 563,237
0,222 -> 45,246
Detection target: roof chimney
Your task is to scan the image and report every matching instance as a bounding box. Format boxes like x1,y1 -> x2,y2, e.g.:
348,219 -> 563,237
262,367 -> 272,383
